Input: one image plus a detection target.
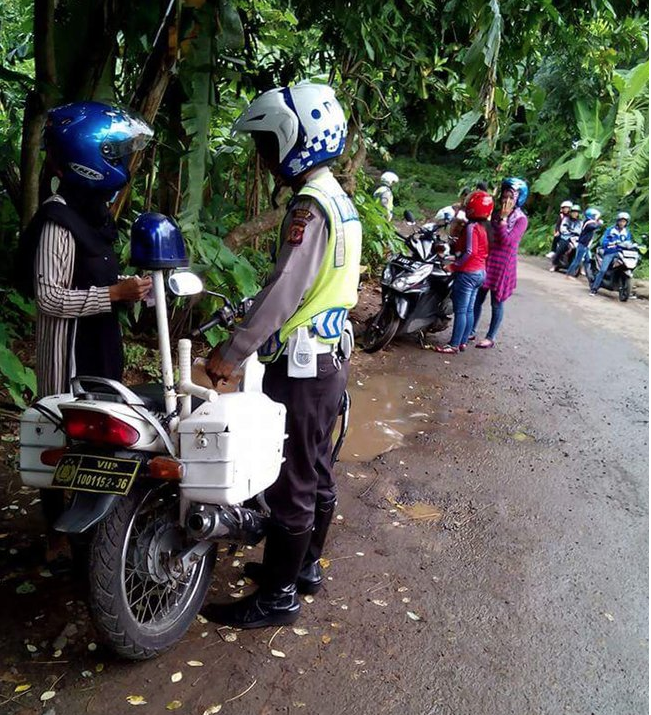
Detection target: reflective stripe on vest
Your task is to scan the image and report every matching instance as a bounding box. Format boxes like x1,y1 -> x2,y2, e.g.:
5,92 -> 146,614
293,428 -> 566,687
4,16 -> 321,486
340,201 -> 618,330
259,171 -> 362,362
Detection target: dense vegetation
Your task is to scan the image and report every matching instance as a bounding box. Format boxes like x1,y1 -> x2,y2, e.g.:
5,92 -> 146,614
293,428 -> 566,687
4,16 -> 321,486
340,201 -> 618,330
0,0 -> 648,404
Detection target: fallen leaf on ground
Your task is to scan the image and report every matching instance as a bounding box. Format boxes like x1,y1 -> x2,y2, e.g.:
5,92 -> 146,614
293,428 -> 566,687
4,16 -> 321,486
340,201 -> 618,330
397,586 -> 409,592
40,691 -> 56,702
202,706 -> 222,715
372,599 -> 388,607
87,642 -> 97,651
407,611 -> 422,621
16,581 -> 36,594
14,683 -> 31,693
229,591 -> 245,599
96,663 -> 104,673
171,671 -> 183,683
304,595 -> 314,604
223,632 -> 237,642
196,614 -> 208,624
187,660 -> 203,667
321,635 -> 331,645
402,597 -> 411,604
166,700 -> 183,710
292,627 -> 309,636
270,649 -> 286,658
354,659 -> 365,666
603,612 -> 615,621
234,551 -> 244,558
126,695 -> 147,705
26,644 -> 37,653
355,552 -> 365,557
319,557 -> 331,569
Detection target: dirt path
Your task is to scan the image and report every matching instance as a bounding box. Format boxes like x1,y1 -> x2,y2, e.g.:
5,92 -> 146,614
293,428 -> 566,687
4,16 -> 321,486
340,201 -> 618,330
0,257 -> 647,715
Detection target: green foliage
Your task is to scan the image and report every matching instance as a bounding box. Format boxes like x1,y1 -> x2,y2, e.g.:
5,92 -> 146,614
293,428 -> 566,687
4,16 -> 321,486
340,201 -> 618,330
0,288 -> 36,407
123,343 -> 161,381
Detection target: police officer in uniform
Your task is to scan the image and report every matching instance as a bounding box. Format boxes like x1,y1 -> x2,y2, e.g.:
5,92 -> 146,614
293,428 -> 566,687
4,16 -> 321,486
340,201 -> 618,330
203,83 -> 362,629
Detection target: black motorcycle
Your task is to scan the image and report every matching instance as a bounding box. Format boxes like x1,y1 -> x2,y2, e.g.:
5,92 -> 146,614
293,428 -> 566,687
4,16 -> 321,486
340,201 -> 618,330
584,237 -> 645,301
362,211 -> 453,352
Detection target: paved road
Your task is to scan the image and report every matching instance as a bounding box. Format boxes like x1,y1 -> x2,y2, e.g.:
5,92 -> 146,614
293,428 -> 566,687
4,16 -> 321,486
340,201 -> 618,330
0,258 -> 647,715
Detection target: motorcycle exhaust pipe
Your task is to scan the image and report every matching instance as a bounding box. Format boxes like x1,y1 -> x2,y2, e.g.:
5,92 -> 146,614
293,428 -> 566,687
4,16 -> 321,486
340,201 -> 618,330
186,504 -> 267,546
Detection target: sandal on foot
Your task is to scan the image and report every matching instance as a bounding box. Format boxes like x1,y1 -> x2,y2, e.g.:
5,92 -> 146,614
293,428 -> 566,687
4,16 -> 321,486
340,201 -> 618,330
434,344 -> 459,354
475,338 -> 495,349
459,343 -> 467,352
468,334 -> 476,342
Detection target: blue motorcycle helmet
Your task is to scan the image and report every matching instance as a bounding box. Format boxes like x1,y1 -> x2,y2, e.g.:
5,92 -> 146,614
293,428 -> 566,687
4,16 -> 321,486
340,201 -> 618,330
44,101 -> 153,192
585,207 -> 601,221
501,177 -> 529,207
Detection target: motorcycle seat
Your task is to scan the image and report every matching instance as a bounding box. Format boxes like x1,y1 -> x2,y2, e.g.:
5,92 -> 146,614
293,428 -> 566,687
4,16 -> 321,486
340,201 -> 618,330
130,383 -> 204,414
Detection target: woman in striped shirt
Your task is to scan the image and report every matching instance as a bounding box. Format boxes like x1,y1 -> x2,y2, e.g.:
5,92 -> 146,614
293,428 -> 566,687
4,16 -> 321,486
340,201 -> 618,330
18,102 -> 153,559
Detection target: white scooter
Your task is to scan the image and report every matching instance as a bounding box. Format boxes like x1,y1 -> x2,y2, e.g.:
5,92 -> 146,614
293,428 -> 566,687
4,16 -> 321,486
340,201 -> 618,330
19,214 -> 348,660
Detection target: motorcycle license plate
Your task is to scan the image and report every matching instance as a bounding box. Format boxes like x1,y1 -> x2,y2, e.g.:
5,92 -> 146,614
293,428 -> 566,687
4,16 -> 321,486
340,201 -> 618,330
51,454 -> 140,495
392,255 -> 422,268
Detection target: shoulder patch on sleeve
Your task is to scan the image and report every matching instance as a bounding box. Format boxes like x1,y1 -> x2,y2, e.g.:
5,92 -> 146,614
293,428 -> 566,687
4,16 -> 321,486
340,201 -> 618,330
287,219 -> 307,246
292,207 -> 315,222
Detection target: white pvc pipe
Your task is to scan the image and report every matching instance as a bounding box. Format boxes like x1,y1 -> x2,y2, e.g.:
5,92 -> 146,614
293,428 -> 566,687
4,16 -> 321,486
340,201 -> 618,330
178,339 -> 218,410
152,270 -> 177,417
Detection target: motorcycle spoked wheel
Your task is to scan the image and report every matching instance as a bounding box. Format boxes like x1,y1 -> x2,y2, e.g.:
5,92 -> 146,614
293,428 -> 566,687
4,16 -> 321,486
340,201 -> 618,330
618,275 -> 631,302
362,303 -> 401,353
88,484 -> 216,660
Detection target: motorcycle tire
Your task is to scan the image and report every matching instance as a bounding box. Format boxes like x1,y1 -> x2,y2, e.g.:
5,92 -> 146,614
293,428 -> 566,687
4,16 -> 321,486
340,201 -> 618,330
88,483 -> 216,660
362,304 -> 401,353
584,261 -> 595,285
619,276 -> 631,302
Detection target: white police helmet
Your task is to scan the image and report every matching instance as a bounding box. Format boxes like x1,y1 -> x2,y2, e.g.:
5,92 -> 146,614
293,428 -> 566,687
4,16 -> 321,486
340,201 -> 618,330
616,211 -> 630,222
233,83 -> 347,179
380,171 -> 399,186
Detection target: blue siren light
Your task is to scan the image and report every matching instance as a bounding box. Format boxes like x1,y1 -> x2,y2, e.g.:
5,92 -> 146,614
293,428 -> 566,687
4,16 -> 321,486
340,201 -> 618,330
130,212 -> 189,269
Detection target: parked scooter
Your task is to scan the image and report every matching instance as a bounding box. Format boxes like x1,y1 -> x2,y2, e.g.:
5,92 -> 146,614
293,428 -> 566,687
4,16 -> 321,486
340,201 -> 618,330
584,235 -> 646,301
19,214 -> 349,660
362,211 -> 453,352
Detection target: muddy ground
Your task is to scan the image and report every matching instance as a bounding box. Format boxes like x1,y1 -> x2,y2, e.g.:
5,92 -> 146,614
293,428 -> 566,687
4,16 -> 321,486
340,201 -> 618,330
0,257 -> 648,715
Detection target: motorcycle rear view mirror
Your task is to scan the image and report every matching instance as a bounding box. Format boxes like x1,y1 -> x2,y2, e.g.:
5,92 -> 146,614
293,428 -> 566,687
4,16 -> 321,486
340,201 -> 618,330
168,270 -> 204,296
404,210 -> 416,225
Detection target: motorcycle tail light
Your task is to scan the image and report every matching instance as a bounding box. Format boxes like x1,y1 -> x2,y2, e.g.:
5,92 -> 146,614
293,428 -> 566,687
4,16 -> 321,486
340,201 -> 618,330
41,447 -> 68,466
62,410 -> 140,447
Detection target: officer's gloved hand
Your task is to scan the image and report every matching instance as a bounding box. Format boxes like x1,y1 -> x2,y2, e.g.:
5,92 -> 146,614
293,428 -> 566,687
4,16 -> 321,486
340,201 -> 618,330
205,345 -> 238,386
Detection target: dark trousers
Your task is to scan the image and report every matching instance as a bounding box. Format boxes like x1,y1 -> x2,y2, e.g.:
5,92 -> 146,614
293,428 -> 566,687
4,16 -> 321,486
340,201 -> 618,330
552,238 -> 570,267
262,355 -> 349,533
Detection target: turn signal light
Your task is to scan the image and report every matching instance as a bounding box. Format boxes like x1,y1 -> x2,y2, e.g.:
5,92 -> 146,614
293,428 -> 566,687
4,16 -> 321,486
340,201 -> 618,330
149,457 -> 183,481
41,447 -> 68,466
62,410 -> 140,447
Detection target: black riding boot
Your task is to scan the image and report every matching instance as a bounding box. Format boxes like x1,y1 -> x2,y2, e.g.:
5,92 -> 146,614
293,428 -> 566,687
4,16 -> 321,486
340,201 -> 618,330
244,499 -> 336,595
202,523 -> 311,629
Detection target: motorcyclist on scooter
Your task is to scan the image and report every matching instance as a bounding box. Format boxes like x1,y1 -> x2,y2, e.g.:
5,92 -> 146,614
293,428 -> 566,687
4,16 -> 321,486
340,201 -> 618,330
547,200 -> 573,258
590,211 -> 633,295
565,207 -> 603,279
550,203 -> 582,272
373,171 -> 399,219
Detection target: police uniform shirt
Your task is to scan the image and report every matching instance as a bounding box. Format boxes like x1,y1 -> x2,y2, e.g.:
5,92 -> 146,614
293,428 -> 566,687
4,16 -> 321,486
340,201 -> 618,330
220,169 -> 332,366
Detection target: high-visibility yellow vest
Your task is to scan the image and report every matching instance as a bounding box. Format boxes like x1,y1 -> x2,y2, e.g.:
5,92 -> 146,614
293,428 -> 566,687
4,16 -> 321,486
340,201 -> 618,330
259,170 -> 362,362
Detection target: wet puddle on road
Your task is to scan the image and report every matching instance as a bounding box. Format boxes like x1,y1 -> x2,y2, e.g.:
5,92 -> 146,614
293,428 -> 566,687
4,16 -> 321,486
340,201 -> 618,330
339,373 -> 435,462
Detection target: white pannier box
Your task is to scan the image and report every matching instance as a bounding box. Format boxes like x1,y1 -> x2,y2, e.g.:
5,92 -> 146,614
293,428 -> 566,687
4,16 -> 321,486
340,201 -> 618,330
20,394 -> 72,488
178,391 -> 286,505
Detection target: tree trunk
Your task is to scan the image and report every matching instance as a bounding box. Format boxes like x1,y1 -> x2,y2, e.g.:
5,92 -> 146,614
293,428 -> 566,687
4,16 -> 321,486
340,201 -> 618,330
20,0 -> 57,229
223,206 -> 285,251
340,135 -> 366,196
111,16 -> 179,219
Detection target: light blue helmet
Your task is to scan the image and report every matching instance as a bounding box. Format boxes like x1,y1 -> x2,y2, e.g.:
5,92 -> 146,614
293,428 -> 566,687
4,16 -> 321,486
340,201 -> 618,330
585,207 -> 601,221
501,177 -> 529,207
233,83 -> 347,179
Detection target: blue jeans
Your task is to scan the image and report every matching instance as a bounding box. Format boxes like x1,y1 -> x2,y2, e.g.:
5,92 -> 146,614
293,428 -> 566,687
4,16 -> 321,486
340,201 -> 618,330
566,243 -> 588,277
591,252 -> 617,292
472,287 -> 504,341
450,270 -> 485,347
